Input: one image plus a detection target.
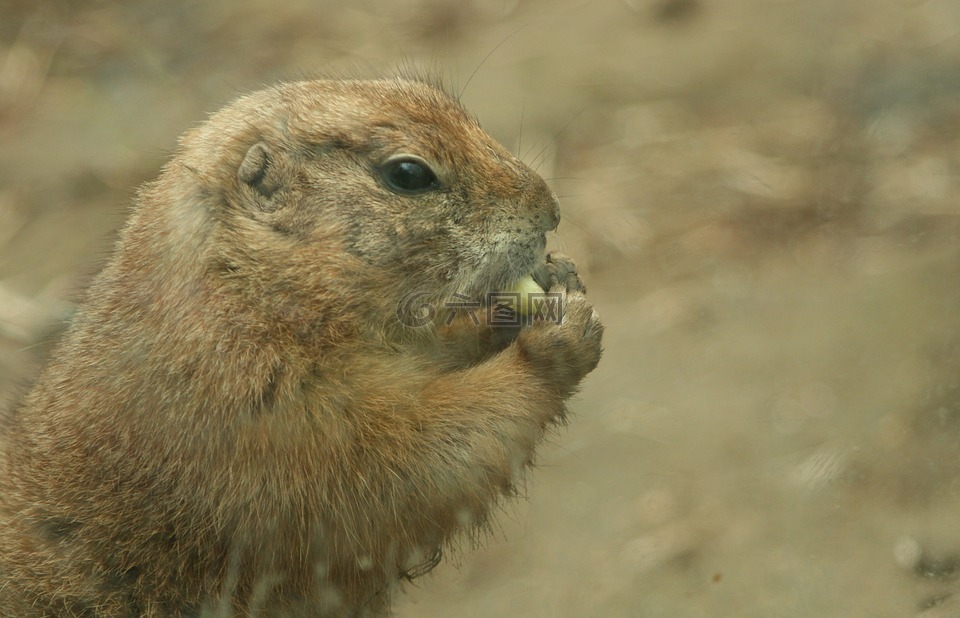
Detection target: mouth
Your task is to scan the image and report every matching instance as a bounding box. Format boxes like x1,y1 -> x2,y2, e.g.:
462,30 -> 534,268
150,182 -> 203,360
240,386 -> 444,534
444,229 -> 547,303
452,247 -> 541,307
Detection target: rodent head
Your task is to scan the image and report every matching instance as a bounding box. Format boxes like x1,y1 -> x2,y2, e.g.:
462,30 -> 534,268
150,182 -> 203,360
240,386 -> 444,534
174,78 -> 560,332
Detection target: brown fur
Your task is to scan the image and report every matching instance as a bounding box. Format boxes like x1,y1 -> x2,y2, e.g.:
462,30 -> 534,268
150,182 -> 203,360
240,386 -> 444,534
0,78 -> 603,616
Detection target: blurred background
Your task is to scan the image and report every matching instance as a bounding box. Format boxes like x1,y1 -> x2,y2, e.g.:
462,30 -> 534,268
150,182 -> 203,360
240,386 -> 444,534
3,0 -> 960,615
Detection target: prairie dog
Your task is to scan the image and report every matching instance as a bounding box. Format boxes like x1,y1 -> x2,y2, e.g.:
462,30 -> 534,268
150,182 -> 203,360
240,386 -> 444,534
0,77 -> 603,616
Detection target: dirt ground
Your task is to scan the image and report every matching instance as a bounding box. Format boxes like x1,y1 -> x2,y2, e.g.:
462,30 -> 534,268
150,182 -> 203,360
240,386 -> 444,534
3,1 -> 960,615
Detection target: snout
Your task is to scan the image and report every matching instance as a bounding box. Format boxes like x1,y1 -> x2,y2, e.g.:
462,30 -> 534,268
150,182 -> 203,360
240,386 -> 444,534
525,174 -> 561,233
541,191 -> 561,232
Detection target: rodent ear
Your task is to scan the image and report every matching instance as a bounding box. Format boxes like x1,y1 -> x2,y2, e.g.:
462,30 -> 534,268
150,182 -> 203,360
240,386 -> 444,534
238,141 -> 282,209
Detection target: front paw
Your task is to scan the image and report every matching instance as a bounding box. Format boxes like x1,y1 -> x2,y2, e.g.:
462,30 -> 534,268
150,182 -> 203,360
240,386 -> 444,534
515,288 -> 603,399
532,252 -> 586,294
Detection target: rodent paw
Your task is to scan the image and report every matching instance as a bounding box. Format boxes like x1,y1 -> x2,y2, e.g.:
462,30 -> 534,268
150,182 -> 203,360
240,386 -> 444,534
532,252 -> 586,294
562,291 -> 604,375
516,291 -> 603,397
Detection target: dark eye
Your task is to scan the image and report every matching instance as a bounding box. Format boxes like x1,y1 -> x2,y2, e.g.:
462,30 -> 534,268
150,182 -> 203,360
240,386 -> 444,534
381,156 -> 439,194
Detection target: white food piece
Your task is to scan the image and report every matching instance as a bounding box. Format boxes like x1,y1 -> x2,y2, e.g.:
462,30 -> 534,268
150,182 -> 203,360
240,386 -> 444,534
507,274 -> 543,316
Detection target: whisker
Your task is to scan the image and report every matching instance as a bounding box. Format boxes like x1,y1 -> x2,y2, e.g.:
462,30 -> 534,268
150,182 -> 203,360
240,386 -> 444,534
458,25 -> 527,99
530,107 -> 587,172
